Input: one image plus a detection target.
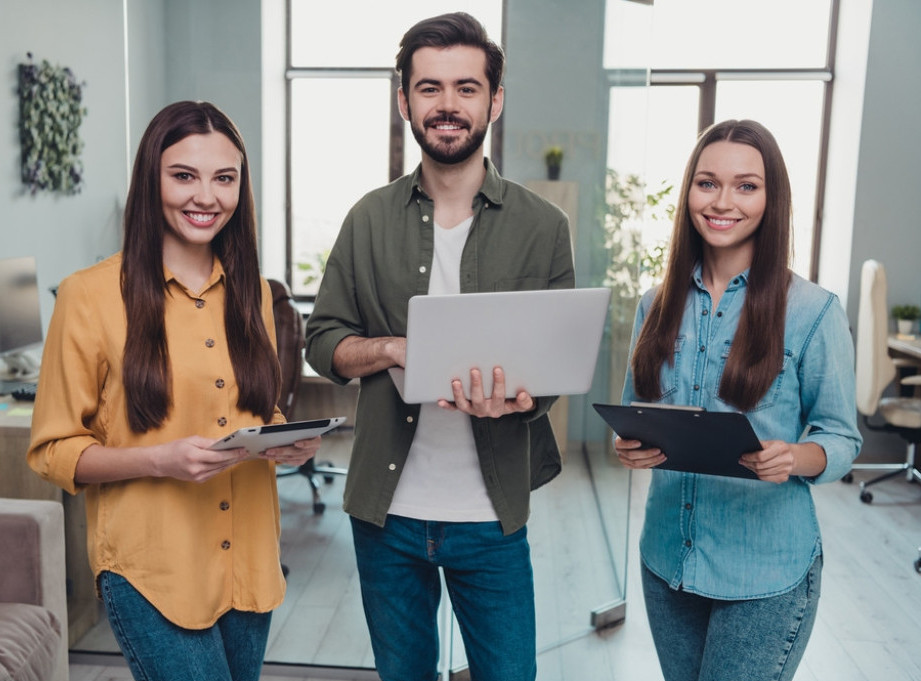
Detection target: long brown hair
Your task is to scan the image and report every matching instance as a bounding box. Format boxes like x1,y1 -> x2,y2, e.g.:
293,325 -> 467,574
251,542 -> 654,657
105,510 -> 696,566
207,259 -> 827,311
121,100 -> 280,433
631,119 -> 792,412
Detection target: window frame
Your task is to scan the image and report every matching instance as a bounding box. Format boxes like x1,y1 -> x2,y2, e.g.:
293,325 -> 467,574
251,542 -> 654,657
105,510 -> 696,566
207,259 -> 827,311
606,0 -> 838,282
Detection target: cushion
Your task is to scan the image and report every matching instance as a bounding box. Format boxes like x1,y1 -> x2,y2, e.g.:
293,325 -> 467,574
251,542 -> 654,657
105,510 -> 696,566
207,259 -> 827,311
0,603 -> 61,681
0,515 -> 41,605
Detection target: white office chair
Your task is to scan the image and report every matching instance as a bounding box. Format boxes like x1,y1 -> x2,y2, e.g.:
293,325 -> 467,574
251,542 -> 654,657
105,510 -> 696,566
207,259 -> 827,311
849,259 -> 921,503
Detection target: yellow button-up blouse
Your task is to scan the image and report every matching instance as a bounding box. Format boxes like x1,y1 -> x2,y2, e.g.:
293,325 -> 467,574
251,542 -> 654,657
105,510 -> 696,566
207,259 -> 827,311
27,253 -> 287,629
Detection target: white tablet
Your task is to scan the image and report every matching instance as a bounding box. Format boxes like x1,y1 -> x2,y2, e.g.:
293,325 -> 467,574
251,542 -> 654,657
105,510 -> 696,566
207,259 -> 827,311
210,417 -> 346,455
389,288 -> 611,403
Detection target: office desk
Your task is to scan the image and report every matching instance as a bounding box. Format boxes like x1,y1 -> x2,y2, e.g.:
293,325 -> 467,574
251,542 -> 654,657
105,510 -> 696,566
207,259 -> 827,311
0,397 -> 98,646
888,334 -> 921,361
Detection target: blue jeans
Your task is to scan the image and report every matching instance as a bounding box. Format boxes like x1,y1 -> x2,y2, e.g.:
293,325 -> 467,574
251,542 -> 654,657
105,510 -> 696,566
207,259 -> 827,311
99,571 -> 271,681
351,515 -> 536,681
641,554 -> 822,681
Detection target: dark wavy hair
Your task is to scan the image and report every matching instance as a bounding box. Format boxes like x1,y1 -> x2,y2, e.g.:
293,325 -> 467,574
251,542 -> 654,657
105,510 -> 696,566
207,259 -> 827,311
396,12 -> 505,96
120,100 -> 280,433
631,119 -> 792,412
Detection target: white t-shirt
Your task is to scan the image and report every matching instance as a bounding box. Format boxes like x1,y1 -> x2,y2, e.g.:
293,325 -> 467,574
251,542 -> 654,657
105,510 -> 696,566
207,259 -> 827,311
387,216 -> 499,522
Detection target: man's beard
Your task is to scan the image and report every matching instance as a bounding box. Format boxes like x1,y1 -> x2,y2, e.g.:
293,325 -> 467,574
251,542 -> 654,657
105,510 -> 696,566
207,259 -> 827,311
408,107 -> 490,165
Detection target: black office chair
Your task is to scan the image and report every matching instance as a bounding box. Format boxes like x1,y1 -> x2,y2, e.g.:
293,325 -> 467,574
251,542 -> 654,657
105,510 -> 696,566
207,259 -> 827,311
848,260 -> 921,504
268,279 -> 346,515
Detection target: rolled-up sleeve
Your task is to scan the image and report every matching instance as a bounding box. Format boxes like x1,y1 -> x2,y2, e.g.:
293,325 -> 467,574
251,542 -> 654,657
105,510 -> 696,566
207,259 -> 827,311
799,295 -> 862,484
303,210 -> 365,386
27,274 -> 105,495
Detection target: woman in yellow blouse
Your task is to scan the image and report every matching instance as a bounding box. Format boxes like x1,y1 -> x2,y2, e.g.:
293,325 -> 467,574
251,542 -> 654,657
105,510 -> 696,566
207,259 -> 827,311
27,100 -> 320,681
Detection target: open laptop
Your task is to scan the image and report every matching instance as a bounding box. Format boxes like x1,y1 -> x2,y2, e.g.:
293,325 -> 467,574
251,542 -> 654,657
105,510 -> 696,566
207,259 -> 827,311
388,287 -> 611,403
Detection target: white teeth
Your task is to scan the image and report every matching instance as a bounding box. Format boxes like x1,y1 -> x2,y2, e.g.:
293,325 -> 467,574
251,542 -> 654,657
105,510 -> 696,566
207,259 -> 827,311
187,212 -> 215,223
711,219 -> 735,226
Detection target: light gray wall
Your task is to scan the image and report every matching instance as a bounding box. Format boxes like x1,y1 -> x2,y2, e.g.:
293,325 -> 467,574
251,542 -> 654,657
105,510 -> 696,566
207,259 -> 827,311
126,0 -> 168,155
846,0 -> 921,325
1,0 -> 128,329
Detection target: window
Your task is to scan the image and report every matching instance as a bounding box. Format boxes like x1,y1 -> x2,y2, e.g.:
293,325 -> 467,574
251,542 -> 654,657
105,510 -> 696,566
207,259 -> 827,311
286,1 -> 503,297
604,0 -> 837,281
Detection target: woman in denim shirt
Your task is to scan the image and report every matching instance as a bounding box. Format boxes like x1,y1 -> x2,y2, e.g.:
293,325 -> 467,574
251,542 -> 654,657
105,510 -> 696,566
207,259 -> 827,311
616,119 -> 862,681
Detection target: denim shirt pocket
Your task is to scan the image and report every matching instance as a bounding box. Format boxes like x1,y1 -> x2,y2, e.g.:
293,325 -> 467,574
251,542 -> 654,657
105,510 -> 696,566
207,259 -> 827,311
658,335 -> 686,400
714,342 -> 794,412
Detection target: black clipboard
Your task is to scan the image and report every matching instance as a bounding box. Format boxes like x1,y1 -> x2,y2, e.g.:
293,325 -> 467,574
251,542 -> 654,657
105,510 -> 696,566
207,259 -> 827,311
592,403 -> 762,480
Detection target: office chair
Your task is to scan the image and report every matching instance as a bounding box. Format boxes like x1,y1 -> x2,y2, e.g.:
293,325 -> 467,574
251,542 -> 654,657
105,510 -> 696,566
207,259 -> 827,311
268,279 -> 347,515
848,259 -> 921,504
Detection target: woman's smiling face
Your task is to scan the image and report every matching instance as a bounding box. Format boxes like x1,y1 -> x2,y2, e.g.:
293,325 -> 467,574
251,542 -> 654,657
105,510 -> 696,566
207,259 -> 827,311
160,131 -> 242,250
688,140 -> 766,259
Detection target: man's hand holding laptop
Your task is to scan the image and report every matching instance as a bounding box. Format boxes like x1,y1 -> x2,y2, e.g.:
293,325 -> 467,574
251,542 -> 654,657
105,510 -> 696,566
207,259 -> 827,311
437,366 -> 535,417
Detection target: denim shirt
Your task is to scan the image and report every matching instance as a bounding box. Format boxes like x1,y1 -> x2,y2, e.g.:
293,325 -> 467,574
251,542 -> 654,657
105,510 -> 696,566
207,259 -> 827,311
622,266 -> 862,599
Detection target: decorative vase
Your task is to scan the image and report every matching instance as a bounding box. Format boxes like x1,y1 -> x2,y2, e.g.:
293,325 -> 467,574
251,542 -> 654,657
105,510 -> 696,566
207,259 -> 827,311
546,164 -> 561,181
897,319 -> 914,335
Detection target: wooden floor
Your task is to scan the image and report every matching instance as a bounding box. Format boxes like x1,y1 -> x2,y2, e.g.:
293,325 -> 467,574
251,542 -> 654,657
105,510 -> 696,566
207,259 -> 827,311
70,432 -> 921,681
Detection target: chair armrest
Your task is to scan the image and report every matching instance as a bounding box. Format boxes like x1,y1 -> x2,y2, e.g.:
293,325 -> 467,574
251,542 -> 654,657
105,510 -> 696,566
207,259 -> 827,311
0,498 -> 68,681
901,374 -> 921,386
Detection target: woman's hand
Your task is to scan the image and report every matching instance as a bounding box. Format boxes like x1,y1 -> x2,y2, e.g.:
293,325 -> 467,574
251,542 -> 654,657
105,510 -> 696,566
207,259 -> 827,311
739,440 -> 826,483
258,437 -> 322,467
149,436 -> 251,483
614,436 -> 666,469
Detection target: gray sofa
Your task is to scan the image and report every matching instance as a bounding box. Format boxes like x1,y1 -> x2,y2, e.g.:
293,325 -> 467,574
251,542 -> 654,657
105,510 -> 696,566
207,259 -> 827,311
0,498 -> 68,681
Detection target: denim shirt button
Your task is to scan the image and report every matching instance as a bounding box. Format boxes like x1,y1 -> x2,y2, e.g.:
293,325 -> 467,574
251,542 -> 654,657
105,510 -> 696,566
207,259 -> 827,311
702,309 -> 709,316
693,385 -> 700,391
685,503 -> 692,510
684,540 -> 692,547
699,345 -> 705,352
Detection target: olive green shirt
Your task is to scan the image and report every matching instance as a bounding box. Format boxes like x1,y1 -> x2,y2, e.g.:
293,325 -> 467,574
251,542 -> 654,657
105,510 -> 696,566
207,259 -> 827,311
304,160 -> 575,534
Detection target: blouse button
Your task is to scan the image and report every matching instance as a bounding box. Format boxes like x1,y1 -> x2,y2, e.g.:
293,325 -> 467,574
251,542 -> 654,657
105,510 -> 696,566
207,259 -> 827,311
195,299 -> 205,309
217,417 -> 228,427
221,540 -> 231,550
388,463 -> 397,471
422,215 -> 430,223
205,338 -> 215,348
215,378 -> 225,389
220,501 -> 230,511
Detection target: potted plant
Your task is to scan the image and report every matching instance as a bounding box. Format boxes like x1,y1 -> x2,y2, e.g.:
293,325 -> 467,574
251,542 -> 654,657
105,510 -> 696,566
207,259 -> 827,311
544,146 -> 563,180
891,304 -> 921,335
